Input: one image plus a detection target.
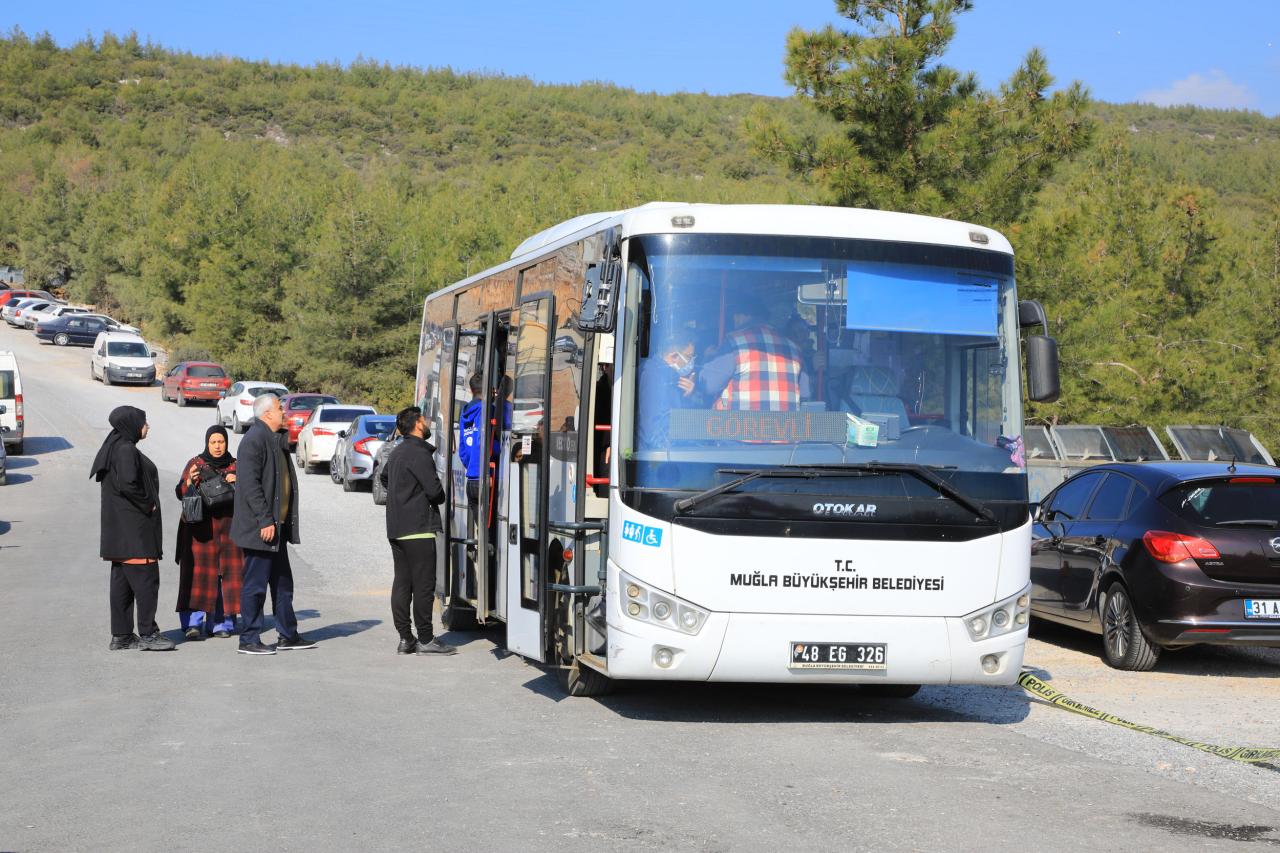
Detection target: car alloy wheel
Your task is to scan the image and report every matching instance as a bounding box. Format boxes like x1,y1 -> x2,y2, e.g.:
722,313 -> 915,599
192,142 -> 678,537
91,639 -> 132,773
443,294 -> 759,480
1103,590 -> 1132,661
54,333 -> 69,346
330,457 -> 342,484
1101,583 -> 1160,671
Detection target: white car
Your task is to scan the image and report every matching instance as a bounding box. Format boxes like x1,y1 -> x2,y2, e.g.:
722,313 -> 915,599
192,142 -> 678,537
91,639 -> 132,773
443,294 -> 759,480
24,304 -> 89,329
295,403 -> 376,474
83,314 -> 141,335
216,381 -> 290,433
90,331 -> 158,386
4,298 -> 60,327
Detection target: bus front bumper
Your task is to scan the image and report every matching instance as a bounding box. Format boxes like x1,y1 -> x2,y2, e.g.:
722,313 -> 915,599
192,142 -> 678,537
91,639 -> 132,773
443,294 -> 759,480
606,611 -> 1026,685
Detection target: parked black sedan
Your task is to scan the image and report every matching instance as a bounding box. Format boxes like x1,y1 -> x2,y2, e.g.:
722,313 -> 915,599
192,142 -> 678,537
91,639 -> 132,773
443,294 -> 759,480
35,313 -> 121,346
1031,461 -> 1280,670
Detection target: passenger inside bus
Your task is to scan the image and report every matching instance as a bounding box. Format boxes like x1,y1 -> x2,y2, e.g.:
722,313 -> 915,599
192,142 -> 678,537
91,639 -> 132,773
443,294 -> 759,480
636,329 -> 698,451
695,299 -> 812,412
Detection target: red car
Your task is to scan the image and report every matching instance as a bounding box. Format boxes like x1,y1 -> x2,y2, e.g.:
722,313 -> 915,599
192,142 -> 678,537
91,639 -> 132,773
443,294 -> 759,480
161,361 -> 232,407
280,392 -> 340,447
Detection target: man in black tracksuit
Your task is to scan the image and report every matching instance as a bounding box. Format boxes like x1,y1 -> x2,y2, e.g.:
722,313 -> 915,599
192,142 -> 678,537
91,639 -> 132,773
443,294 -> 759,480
381,406 -> 455,655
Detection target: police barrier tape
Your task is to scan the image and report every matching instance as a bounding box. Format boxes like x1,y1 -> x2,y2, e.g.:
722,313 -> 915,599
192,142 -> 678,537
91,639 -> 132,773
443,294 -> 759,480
1017,672 -> 1280,770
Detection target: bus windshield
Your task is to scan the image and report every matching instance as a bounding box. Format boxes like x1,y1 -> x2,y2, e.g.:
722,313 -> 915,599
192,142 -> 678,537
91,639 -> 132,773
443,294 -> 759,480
622,234 -> 1025,497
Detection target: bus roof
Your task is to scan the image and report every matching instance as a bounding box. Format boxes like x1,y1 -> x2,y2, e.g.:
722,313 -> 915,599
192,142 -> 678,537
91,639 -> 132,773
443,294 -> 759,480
434,202 -> 1014,303
511,202 -> 1014,260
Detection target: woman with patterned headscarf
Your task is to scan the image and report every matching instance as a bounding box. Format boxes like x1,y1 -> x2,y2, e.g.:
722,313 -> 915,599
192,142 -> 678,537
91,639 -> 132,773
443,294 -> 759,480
90,405 -> 175,651
174,424 -> 244,640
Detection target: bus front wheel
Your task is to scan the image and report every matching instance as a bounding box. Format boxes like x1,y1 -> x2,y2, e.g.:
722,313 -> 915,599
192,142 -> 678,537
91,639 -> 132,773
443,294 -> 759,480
560,660 -> 613,697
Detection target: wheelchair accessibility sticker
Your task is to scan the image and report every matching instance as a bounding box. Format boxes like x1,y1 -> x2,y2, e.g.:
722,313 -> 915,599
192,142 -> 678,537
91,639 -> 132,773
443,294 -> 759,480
622,521 -> 663,548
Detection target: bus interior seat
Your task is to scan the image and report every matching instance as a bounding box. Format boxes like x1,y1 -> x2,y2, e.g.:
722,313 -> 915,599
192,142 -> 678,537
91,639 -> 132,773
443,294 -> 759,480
844,365 -> 911,427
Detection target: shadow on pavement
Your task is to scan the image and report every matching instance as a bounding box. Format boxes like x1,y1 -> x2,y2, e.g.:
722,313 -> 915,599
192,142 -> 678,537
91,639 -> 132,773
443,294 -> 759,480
22,436 -> 73,455
305,619 -> 382,641
517,669 -> 1026,724
2,472 -> 33,485
5,456 -> 37,469
0,519 -> 12,535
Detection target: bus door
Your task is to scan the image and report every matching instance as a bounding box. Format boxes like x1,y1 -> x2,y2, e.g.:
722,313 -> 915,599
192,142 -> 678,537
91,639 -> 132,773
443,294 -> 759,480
446,320 -> 485,620
506,293 -> 553,661
475,310 -> 512,621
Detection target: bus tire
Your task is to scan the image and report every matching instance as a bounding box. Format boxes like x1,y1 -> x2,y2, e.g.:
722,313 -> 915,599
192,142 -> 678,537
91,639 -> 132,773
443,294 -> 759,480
860,683 -> 921,699
441,601 -> 478,632
1101,583 -> 1160,671
560,660 -> 613,697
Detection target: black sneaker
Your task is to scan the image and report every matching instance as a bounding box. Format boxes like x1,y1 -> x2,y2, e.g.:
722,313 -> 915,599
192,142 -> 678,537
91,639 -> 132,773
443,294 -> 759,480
277,635 -> 318,651
238,641 -> 277,655
415,638 -> 458,656
184,627 -> 204,641
397,637 -> 418,654
212,630 -> 233,639
109,633 -> 140,650
138,632 -> 176,651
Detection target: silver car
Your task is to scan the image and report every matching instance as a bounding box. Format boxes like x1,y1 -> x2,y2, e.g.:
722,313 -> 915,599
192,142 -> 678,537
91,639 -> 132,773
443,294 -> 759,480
331,414 -> 397,492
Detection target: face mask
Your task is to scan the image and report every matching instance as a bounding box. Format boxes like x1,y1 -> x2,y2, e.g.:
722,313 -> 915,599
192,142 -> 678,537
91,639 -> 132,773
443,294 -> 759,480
669,351 -> 695,377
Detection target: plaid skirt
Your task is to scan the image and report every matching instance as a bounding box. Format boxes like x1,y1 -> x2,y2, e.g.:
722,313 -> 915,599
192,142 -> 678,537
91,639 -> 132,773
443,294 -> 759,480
175,510 -> 244,615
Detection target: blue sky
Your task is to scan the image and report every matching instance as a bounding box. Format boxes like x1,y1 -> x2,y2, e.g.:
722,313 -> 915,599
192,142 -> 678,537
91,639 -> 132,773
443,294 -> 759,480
7,1 -> 1279,114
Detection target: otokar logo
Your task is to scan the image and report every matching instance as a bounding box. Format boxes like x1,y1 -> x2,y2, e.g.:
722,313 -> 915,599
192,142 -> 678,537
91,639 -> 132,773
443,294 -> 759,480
813,502 -> 877,518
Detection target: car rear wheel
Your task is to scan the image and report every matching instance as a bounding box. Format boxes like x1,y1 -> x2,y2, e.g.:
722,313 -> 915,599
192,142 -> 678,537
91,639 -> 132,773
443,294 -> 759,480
341,463 -> 358,492
330,456 -> 343,485
295,447 -> 306,469
232,413 -> 244,434
371,467 -> 387,505
177,391 -> 187,407
53,333 -> 69,346
1101,583 -> 1160,671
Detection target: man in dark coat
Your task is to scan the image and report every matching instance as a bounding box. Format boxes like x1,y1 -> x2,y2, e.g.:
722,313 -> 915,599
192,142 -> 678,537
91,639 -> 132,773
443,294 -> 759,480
231,393 -> 315,655
381,406 -> 455,655
91,405 -> 175,651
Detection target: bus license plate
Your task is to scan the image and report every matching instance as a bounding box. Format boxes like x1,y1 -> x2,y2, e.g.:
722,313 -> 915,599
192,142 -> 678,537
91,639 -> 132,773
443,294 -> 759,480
790,642 -> 886,671
1244,599 -> 1280,619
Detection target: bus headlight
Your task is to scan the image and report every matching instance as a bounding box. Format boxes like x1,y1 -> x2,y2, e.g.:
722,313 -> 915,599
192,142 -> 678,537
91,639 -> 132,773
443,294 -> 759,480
619,570 -> 709,635
963,583 -> 1031,642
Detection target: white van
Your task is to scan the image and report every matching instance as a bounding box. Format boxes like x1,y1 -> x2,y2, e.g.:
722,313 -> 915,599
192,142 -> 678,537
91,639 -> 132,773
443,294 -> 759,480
91,332 -> 158,386
0,350 -> 22,454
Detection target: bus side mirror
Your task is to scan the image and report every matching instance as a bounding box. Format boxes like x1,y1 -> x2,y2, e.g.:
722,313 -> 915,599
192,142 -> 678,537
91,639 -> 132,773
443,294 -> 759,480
1025,335 -> 1060,403
577,228 -> 621,334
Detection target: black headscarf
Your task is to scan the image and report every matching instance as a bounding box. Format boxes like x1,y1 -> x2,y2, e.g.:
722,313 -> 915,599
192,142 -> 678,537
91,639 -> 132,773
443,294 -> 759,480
200,424 -> 235,470
90,406 -> 147,482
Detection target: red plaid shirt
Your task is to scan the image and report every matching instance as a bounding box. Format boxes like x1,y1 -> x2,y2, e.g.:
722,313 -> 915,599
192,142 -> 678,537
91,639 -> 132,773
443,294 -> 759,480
712,326 -> 805,412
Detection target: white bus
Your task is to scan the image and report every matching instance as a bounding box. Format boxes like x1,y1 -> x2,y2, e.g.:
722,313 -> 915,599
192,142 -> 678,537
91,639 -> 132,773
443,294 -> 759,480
415,203 -> 1060,696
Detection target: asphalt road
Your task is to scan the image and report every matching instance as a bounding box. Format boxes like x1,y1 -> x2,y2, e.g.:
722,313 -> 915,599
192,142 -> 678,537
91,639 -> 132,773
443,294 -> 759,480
1,324 -> 1279,852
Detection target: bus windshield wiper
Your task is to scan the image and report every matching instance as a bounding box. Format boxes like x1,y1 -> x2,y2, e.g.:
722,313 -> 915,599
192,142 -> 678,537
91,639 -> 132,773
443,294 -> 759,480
787,461 -> 998,524
673,468 -> 818,514
672,462 -> 996,524
1214,518 -> 1279,528
819,461 -> 998,522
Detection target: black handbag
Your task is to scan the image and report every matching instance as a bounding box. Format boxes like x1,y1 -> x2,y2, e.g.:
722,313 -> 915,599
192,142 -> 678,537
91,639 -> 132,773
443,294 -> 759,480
197,466 -> 235,509
181,492 -> 204,523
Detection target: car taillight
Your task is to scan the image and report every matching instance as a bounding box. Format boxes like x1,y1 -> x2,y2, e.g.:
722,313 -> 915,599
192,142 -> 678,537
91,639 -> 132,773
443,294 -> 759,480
312,428 -> 334,436
353,437 -> 375,455
15,393 -> 22,424
1142,530 -> 1220,563
240,397 -> 253,404
1229,477 -> 1275,484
